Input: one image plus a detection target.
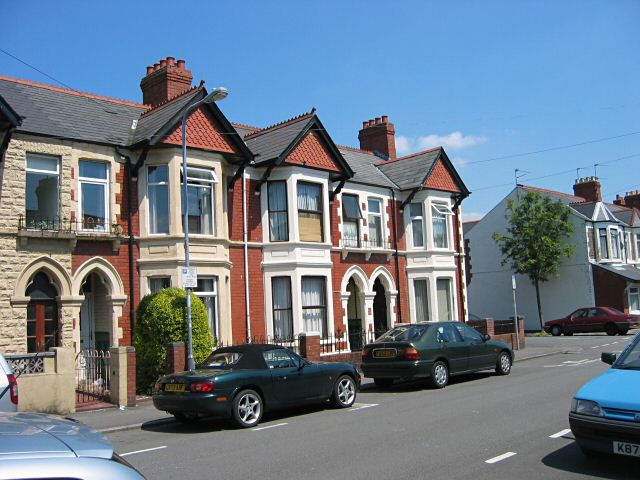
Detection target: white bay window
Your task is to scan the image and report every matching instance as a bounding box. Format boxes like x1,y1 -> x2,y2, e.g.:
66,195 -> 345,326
181,166 -> 216,235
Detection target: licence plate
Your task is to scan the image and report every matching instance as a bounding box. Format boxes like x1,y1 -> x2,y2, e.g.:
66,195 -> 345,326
373,348 -> 396,358
613,441 -> 640,457
164,383 -> 186,393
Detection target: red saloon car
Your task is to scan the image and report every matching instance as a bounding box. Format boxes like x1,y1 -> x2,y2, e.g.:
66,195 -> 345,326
544,307 -> 639,336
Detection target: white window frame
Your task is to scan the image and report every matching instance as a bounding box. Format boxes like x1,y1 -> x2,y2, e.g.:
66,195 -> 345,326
610,228 -> 621,259
636,233 -> 640,261
148,276 -> 171,294
598,227 -> 609,259
409,203 -> 425,248
431,203 -> 453,249
181,166 -> 217,236
368,197 -> 383,248
25,153 -> 61,229
629,286 -> 640,313
342,193 -> 362,247
147,165 -> 170,235
195,276 -> 219,340
413,278 -> 430,322
436,277 -> 454,321
586,226 -> 595,260
78,160 -> 109,232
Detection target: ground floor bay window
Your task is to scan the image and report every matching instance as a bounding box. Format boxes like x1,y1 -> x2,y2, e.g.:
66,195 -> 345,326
272,277 -> 293,339
195,277 -> 219,340
26,272 -> 59,353
301,276 -> 327,336
414,279 -> 429,322
630,287 -> 640,313
436,278 -> 453,321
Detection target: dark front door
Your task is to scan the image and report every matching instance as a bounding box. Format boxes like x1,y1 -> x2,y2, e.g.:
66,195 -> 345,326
373,278 -> 388,337
27,301 -> 58,353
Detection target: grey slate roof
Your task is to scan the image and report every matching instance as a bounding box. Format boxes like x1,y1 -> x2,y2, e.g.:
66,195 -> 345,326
233,124 -> 259,138
607,203 -> 640,227
338,147 -> 397,188
0,77 -> 144,145
593,263 -> 640,282
245,114 -> 312,164
570,202 -> 598,220
132,88 -> 201,145
377,148 -> 441,190
0,94 -> 21,128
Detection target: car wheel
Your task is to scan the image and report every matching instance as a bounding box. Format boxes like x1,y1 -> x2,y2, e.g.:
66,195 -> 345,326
331,375 -> 357,408
429,360 -> 449,389
620,328 -> 629,336
605,323 -> 618,336
173,412 -> 199,424
550,325 -> 562,337
232,389 -> 263,428
374,378 -> 394,388
495,351 -> 512,375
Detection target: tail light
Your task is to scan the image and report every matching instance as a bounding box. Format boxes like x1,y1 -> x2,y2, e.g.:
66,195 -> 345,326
190,381 -> 215,393
362,347 -> 370,361
7,374 -> 18,405
404,347 -> 420,361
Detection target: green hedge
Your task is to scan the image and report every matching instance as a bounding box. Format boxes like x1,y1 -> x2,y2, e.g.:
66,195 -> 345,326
133,288 -> 213,393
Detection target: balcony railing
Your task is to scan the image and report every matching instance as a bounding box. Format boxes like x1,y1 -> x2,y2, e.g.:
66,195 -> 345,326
18,215 -> 124,235
339,237 -> 393,260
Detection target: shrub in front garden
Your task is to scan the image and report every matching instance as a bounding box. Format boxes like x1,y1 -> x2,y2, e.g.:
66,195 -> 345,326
133,288 -> 213,393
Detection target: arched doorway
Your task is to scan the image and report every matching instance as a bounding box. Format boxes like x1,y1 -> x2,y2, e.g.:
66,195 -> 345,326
79,272 -> 112,351
373,277 -> 388,337
26,272 -> 59,353
346,277 -> 365,351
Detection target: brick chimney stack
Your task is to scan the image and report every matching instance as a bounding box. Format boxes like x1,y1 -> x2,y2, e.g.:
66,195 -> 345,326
358,115 -> 397,160
573,176 -> 602,202
614,190 -> 640,210
140,56 -> 193,106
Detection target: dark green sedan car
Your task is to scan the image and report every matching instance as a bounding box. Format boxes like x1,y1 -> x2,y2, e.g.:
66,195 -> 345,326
361,322 -> 513,388
153,344 -> 360,428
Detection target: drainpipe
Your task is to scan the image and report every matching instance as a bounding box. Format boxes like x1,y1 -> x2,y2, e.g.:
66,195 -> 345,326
115,147 -> 136,330
453,194 -> 465,322
390,188 -> 402,323
243,169 -> 252,342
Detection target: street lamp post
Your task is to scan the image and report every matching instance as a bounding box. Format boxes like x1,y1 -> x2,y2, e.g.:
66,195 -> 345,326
182,87 -> 228,371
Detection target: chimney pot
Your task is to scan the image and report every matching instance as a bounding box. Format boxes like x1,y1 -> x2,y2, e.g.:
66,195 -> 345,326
362,121 -> 368,129
166,56 -> 175,66
141,57 -> 193,106
368,119 -> 375,127
177,59 -> 186,70
153,63 -> 160,71
358,114 -> 397,160
146,66 -> 154,75
160,59 -> 167,68
375,117 -> 382,125
382,115 -> 388,123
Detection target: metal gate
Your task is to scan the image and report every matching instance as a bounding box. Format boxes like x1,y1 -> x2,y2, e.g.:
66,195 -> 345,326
75,349 -> 110,405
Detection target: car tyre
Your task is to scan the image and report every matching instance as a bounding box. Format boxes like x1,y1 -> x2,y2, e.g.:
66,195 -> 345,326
605,323 -> 618,336
330,375 -> 357,408
232,389 -> 263,428
495,351 -> 512,375
550,325 -> 562,337
374,378 -> 394,388
173,412 -> 199,424
619,328 -> 629,336
429,360 -> 449,389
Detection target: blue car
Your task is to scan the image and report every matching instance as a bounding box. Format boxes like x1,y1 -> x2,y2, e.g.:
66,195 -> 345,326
569,332 -> 640,458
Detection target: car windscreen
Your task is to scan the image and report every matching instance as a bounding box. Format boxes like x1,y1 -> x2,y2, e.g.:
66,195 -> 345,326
615,336 -> 640,370
376,325 -> 429,342
200,352 -> 243,369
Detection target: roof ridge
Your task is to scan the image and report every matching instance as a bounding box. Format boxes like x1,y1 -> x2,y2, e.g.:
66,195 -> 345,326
0,74 -> 146,109
373,146 -> 442,166
520,184 -> 584,200
244,108 -> 316,140
140,85 -> 202,117
232,121 -> 261,132
336,144 -> 375,155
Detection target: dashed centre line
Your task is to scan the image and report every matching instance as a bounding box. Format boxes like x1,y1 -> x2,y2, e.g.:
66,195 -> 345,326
549,428 -> 572,439
120,446 -> 167,457
252,422 -> 288,431
485,452 -> 517,464
347,403 -> 378,412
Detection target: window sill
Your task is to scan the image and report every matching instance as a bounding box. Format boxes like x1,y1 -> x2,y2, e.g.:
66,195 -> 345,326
339,245 -> 393,261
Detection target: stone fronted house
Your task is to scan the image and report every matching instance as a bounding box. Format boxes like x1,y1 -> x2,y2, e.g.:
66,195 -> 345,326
466,177 -> 640,331
0,56 -> 470,364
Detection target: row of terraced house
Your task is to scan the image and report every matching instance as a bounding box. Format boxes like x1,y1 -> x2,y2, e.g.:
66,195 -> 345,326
0,57 -> 470,409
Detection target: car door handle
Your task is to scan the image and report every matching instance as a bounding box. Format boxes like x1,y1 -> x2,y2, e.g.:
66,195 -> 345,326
278,375 -> 287,380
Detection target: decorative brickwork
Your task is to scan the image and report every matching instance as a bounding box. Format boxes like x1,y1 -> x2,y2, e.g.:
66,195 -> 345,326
424,159 -> 461,193
285,132 -> 342,172
163,106 -> 240,155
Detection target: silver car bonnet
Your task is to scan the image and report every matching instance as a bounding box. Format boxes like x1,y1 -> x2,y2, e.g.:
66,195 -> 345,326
0,413 -> 113,460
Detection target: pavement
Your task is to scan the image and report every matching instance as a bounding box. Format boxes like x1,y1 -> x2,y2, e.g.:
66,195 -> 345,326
70,336 -> 588,434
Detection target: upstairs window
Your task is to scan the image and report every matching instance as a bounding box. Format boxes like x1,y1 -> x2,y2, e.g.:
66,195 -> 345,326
342,194 -> 362,247
181,167 -> 216,235
636,234 -> 640,261
26,154 -> 60,229
586,226 -> 595,259
598,228 -> 609,259
79,160 -> 109,231
409,203 -> 424,248
298,182 -> 323,242
432,203 -> 453,249
148,165 -> 169,234
368,198 -> 383,247
611,229 -> 620,258
268,181 -> 288,241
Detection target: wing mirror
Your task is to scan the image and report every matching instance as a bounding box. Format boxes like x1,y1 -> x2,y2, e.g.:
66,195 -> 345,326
483,334 -> 491,341
601,352 -> 616,365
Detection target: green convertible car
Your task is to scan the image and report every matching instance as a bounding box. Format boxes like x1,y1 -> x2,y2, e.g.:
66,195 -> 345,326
153,344 -> 360,428
361,322 -> 514,388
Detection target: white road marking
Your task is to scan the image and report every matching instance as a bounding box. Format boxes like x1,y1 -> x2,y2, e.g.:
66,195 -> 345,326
252,422 -> 288,431
549,428 -> 572,439
602,344 -> 610,347
590,346 -> 600,349
120,446 -> 167,457
544,358 -> 598,368
485,452 -> 517,464
347,403 -> 378,412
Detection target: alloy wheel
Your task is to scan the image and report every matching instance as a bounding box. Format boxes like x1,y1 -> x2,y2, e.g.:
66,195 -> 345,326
337,377 -> 356,406
434,363 -> 448,386
237,392 -> 261,426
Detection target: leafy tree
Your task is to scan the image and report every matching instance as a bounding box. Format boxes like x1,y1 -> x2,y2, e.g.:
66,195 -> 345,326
133,288 -> 213,393
492,191 -> 574,330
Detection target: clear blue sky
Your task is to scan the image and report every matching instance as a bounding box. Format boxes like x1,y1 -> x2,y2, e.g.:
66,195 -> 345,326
2,1 -> 639,219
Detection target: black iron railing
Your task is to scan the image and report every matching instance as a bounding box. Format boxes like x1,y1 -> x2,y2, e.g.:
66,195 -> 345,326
18,215 -> 124,235
340,238 -> 391,249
